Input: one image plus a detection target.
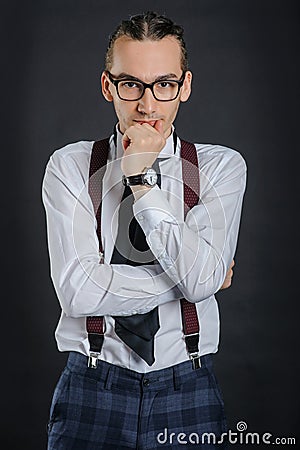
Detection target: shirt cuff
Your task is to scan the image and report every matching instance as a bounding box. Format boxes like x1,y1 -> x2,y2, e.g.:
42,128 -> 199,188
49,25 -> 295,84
132,185 -> 178,236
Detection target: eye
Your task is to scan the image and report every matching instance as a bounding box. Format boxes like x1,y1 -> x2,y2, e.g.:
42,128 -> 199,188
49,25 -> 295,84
122,81 -> 139,89
157,81 -> 171,88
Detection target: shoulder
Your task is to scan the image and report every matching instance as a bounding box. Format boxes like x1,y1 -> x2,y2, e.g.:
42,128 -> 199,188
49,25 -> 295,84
42,140 -> 96,192
193,142 -> 247,181
194,142 -> 246,168
180,142 -> 248,194
48,140 -> 94,168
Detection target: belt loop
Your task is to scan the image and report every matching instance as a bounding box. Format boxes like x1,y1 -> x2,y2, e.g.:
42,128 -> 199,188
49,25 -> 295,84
172,366 -> 181,391
104,365 -> 114,391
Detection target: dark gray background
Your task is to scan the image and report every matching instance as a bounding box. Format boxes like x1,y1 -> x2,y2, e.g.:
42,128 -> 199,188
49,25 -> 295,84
1,0 -> 299,448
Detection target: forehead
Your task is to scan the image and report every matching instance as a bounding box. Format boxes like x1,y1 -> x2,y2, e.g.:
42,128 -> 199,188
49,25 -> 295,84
110,36 -> 182,81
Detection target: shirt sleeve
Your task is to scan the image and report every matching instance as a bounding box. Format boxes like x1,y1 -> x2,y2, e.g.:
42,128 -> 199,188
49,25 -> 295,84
133,147 -> 247,302
42,149 -> 182,318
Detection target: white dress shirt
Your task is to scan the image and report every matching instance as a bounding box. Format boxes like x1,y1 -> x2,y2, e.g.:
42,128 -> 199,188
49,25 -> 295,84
42,126 -> 247,373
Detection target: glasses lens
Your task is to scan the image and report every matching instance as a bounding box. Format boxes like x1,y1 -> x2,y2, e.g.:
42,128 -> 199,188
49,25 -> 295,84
115,77 -> 182,101
118,81 -> 144,100
153,81 -> 180,100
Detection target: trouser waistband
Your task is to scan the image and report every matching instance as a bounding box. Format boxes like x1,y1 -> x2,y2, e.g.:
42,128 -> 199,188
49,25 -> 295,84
66,352 -> 214,392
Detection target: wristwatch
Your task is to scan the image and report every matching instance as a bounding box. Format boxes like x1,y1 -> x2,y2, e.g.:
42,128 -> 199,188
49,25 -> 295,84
122,167 -> 158,187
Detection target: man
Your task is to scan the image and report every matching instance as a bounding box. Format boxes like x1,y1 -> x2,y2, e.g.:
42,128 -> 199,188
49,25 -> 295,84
42,11 -> 246,449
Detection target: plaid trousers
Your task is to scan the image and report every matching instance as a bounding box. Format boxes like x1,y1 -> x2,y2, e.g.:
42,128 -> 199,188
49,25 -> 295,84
47,352 -> 228,449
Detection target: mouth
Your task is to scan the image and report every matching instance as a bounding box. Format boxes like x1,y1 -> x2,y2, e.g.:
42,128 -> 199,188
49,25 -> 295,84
134,120 -> 158,127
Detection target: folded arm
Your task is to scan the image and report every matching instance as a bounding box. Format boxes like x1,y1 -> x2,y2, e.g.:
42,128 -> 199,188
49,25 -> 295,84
133,149 -> 247,302
42,151 -> 182,318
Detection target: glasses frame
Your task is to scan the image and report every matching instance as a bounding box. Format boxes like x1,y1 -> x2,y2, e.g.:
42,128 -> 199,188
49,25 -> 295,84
106,71 -> 186,102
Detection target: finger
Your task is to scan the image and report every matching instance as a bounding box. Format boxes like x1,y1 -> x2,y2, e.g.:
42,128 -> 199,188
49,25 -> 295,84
122,125 -> 139,150
229,259 -> 235,269
122,134 -> 131,151
154,119 -> 164,136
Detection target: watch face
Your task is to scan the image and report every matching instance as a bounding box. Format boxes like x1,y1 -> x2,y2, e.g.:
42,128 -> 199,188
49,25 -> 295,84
144,168 -> 158,186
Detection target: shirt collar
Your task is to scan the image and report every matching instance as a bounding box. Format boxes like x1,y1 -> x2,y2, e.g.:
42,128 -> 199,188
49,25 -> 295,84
112,123 -> 177,160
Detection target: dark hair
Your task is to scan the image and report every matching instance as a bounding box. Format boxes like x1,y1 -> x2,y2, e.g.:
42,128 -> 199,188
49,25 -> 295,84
105,11 -> 188,71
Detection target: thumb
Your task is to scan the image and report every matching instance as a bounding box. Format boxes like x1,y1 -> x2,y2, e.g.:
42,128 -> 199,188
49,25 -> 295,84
154,119 -> 164,136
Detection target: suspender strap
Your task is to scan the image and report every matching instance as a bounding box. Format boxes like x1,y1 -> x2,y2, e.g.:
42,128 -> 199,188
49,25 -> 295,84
86,136 -> 201,369
86,138 -> 110,368
87,138 -> 110,254
180,139 -> 201,369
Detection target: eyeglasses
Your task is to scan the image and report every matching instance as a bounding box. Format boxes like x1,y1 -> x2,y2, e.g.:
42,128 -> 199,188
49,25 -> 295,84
106,71 -> 186,102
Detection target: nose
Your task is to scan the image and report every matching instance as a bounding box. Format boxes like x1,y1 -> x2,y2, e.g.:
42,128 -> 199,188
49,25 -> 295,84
137,87 -> 157,115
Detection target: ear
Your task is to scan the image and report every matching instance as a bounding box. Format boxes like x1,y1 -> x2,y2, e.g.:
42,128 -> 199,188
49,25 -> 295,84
101,71 -> 113,102
179,70 -> 192,102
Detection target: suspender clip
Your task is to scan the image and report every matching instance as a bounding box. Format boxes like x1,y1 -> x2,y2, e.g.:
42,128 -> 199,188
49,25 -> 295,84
184,333 -> 201,370
88,352 -> 100,369
189,352 -> 201,370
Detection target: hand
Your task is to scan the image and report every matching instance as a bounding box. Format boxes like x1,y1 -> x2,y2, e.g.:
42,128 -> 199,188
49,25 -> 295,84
121,120 -> 166,177
220,260 -> 235,290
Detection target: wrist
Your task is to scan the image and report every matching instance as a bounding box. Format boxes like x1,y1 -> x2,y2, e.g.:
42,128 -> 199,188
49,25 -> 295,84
122,169 -> 143,178
122,167 -> 158,188
131,185 -> 152,201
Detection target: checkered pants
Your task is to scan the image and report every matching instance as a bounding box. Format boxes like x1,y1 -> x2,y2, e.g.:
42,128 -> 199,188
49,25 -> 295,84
47,352 -> 227,449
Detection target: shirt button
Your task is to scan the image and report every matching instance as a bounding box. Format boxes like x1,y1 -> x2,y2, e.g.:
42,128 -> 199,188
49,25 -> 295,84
138,215 -> 144,221
143,378 -> 150,387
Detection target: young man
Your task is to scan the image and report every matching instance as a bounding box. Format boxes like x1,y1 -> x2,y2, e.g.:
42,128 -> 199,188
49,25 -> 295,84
42,11 -> 246,450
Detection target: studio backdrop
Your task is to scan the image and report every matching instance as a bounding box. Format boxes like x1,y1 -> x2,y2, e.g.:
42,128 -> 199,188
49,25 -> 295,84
1,0 -> 299,448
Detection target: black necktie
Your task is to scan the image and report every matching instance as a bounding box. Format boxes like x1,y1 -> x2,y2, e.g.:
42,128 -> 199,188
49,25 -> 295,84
111,162 -> 161,366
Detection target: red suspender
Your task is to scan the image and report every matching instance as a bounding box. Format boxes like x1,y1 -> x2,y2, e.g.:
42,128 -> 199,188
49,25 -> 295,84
87,138 -> 110,255
86,137 -> 201,369
180,140 -> 201,369
86,138 -> 109,368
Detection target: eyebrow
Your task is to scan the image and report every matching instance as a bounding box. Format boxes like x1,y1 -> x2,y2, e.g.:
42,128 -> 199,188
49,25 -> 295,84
111,72 -> 181,82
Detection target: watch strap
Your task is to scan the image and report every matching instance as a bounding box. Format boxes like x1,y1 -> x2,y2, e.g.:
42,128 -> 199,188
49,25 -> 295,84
122,167 -> 157,186
122,173 -> 144,186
